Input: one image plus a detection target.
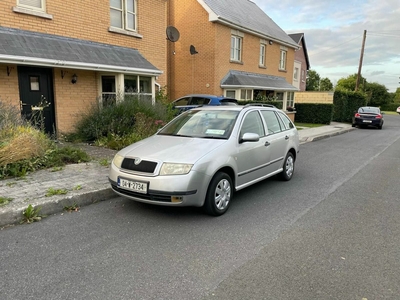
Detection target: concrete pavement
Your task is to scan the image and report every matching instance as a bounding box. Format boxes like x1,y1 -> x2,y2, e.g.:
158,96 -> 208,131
0,122 -> 355,227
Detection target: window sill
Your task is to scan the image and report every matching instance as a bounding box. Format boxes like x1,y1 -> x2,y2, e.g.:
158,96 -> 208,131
108,27 -> 143,39
230,60 -> 243,65
279,69 -> 287,73
13,6 -> 53,19
258,65 -> 267,69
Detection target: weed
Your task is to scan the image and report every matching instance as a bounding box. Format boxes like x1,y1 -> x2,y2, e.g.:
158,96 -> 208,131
20,204 -> 44,224
0,197 -> 13,206
99,158 -> 109,166
45,187 -> 68,197
50,166 -> 63,172
73,185 -> 82,190
63,202 -> 80,212
6,182 -> 16,187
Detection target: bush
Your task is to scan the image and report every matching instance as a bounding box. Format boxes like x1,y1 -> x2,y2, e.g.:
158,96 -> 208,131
68,96 -> 176,149
294,103 -> 333,124
237,100 -> 283,109
0,100 -> 90,179
380,103 -> 400,111
333,90 -> 367,123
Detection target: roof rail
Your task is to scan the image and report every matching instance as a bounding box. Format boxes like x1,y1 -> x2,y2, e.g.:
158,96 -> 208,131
243,103 -> 276,108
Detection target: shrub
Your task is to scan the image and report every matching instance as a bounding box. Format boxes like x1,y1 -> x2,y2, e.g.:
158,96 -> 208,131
333,90 -> 367,123
68,95 -> 175,149
295,103 -> 333,124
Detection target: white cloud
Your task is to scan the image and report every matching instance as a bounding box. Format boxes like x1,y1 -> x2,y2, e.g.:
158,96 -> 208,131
252,0 -> 400,91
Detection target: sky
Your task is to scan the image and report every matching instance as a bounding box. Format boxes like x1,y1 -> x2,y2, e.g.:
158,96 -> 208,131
252,0 -> 400,92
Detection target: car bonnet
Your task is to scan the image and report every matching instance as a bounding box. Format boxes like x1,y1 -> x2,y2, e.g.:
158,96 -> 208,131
117,135 -> 228,164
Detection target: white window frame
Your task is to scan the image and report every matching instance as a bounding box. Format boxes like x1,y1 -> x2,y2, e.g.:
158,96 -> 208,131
17,0 -> 45,11
259,43 -> 266,67
230,35 -> 242,62
240,89 -> 253,101
294,67 -> 299,81
225,90 -> 236,98
286,92 -> 294,109
110,0 -> 137,32
279,50 -> 287,70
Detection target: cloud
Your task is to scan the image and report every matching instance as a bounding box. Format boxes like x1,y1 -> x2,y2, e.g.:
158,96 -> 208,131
252,0 -> 400,91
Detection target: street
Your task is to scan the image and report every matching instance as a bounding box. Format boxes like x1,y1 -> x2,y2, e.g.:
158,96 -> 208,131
1,115 -> 400,300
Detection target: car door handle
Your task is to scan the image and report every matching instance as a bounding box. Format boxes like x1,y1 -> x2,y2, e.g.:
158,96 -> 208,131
285,135 -> 289,140
265,141 -> 270,147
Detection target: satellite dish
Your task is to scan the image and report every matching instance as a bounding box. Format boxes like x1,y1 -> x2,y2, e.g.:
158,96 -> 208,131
166,26 -> 180,42
190,45 -> 198,55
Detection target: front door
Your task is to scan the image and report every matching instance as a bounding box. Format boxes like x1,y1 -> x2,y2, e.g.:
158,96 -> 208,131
18,66 -> 56,135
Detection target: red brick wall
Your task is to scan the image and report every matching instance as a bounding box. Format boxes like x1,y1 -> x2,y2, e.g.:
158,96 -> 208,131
0,0 -> 167,134
169,0 -> 296,100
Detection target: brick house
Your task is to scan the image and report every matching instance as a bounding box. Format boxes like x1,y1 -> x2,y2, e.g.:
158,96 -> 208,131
0,0 -> 167,134
289,33 -> 310,92
168,0 -> 299,115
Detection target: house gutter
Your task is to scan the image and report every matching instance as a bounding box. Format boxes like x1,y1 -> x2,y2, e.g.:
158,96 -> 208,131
0,54 -> 163,76
221,84 -> 299,91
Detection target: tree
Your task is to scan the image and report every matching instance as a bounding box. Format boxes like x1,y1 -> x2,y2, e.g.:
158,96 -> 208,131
365,82 -> 390,106
306,69 -> 320,91
336,74 -> 367,92
394,87 -> 400,102
319,78 -> 333,91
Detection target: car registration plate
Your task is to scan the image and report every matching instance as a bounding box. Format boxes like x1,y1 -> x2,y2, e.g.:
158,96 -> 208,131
118,178 -> 148,194
363,120 -> 372,123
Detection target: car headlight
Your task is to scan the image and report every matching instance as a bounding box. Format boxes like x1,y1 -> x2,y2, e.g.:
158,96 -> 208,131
160,163 -> 193,175
112,154 -> 124,168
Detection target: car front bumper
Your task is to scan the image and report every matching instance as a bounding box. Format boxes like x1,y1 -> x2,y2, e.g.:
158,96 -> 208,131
108,163 -> 211,207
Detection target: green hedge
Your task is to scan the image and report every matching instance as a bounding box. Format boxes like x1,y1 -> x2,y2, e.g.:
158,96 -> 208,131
294,103 -> 333,124
380,103 -> 400,111
333,90 -> 367,123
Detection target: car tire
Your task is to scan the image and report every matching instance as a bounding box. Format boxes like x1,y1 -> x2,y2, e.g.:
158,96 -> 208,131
203,172 -> 233,216
378,125 -> 383,130
280,152 -> 295,181
351,124 -> 356,127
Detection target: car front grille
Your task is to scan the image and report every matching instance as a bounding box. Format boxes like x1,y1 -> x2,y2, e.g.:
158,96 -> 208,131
121,158 -> 157,173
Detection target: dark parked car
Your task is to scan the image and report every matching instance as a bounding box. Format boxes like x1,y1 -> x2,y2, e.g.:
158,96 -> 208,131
172,94 -> 238,114
352,106 -> 384,129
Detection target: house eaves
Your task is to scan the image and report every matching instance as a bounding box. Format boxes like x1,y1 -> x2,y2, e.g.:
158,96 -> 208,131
197,0 -> 299,49
289,33 -> 311,70
221,70 -> 299,91
0,27 -> 162,76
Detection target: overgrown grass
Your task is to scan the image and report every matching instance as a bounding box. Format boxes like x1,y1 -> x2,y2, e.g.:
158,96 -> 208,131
0,100 -> 90,179
66,95 -> 176,150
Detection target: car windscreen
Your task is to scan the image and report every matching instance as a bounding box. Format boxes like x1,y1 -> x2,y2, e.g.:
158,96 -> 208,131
158,110 -> 239,139
359,107 -> 380,114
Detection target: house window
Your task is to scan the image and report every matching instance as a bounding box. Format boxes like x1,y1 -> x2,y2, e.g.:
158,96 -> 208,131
240,89 -> 252,101
259,44 -> 266,66
102,76 -> 116,106
294,67 -> 299,81
124,75 -> 152,101
279,50 -> 287,70
17,0 -> 45,11
286,92 -> 294,109
226,90 -> 236,98
230,35 -> 242,62
110,0 -> 137,31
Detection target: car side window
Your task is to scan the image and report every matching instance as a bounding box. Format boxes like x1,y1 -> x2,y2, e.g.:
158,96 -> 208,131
174,97 -> 190,106
240,111 -> 265,138
260,110 -> 282,134
277,112 -> 294,130
191,97 -> 211,105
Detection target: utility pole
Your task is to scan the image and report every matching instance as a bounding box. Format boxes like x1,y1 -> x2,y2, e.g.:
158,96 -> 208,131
355,30 -> 367,91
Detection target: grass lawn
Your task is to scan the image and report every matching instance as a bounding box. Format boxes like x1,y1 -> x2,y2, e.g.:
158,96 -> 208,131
382,111 -> 398,115
295,122 -> 326,128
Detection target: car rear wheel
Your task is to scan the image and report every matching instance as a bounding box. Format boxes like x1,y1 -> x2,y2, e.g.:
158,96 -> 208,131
203,172 -> 232,216
280,152 -> 295,181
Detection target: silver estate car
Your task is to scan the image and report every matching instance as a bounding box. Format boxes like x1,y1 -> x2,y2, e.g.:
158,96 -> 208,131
109,105 -> 299,216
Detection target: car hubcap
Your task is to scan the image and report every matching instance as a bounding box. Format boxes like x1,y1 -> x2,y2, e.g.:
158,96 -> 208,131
215,179 -> 231,210
285,156 -> 294,178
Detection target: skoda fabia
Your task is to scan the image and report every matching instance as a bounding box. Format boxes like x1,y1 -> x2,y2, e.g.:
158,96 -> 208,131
109,105 -> 299,216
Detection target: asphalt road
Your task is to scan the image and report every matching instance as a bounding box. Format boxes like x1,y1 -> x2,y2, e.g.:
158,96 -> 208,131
1,115 -> 399,300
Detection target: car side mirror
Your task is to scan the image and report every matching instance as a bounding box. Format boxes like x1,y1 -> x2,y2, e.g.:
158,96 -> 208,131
240,133 -> 260,143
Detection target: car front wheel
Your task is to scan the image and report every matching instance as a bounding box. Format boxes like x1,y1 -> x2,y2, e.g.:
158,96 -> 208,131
280,152 -> 295,181
204,172 -> 233,216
